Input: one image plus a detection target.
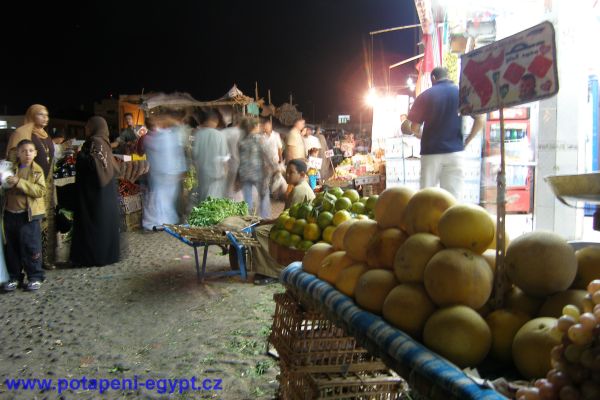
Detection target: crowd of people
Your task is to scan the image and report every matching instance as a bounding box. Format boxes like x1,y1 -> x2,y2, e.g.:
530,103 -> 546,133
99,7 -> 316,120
0,104 -> 330,290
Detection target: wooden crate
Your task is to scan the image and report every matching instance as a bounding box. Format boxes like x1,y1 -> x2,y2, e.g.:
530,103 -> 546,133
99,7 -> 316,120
120,210 -> 142,232
278,369 -> 407,400
119,193 -> 143,214
269,292 -> 384,374
268,238 -> 306,266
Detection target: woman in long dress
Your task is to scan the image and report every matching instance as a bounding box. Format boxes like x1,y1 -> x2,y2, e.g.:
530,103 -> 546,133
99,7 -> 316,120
6,104 -> 56,269
70,116 -> 121,267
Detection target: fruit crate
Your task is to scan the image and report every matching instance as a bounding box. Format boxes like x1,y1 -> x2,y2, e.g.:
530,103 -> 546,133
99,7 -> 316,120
119,193 -> 143,214
120,209 -> 142,232
269,292 -> 385,373
268,238 -> 306,266
278,369 -> 408,400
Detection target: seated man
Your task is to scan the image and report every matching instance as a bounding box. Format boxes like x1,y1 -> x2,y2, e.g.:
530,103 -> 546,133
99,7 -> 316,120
252,159 -> 315,284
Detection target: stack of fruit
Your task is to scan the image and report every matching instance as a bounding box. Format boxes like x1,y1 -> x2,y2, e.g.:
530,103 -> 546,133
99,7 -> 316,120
269,186 -> 379,251
515,279 -> 600,400
299,185 -> 600,385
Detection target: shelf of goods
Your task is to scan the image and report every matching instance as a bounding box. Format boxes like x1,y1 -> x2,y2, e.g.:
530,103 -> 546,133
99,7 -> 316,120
279,262 -> 507,400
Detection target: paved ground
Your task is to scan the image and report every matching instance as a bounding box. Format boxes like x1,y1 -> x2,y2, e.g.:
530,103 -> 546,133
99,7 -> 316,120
0,212 -> 286,399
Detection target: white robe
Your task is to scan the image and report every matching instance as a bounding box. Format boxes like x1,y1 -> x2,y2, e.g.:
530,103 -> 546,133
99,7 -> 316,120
193,127 -> 229,201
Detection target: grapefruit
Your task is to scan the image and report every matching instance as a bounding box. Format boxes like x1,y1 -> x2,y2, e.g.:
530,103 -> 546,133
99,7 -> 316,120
505,231 -> 577,297
382,283 -> 436,339
317,251 -> 355,284
481,249 -> 497,273
402,187 -> 456,235
423,248 -> 493,309
438,204 -> 495,254
335,263 -> 368,297
344,219 -> 379,262
505,287 -> 543,317
374,187 -> 415,229
393,233 -> 444,283
302,243 -> 335,275
572,246 -> 600,289
354,270 -> 398,314
538,289 -> 587,318
331,219 -> 355,250
512,317 -> 561,379
366,228 -> 408,269
485,309 -> 530,364
423,305 -> 492,368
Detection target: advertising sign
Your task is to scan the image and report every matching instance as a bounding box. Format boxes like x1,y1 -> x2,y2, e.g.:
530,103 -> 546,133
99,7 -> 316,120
459,21 -> 558,115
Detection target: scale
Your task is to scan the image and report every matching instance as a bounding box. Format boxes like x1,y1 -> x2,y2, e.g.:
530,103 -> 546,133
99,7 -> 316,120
545,172 -> 600,230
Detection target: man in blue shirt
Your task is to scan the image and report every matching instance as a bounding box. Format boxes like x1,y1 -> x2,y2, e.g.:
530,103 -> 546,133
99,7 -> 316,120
408,67 -> 484,198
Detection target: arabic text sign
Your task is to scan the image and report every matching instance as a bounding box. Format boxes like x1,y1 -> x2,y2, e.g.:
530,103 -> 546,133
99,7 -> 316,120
459,21 -> 558,115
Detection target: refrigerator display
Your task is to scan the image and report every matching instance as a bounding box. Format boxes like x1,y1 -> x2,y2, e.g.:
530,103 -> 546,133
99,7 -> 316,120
481,107 -> 535,214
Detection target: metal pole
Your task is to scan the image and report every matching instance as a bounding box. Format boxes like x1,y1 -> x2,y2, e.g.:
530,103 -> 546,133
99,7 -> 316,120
369,23 -> 421,36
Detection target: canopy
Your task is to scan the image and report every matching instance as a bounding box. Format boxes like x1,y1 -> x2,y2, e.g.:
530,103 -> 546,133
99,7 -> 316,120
130,85 -> 254,111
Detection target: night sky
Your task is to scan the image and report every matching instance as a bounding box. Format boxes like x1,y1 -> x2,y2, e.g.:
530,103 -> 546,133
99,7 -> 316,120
1,0 -> 418,122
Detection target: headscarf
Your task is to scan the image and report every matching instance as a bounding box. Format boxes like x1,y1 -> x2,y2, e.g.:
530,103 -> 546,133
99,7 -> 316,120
6,104 -> 50,161
86,116 -> 120,187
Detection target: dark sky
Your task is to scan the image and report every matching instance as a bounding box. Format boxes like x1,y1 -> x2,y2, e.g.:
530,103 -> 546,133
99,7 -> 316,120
1,0 -> 418,121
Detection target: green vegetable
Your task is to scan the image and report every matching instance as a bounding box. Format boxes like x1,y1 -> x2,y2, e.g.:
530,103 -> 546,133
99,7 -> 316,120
188,197 -> 249,226
183,166 -> 197,192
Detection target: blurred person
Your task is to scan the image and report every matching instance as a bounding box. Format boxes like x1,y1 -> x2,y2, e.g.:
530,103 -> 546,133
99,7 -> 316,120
2,139 -> 46,291
263,119 -> 283,165
315,126 -> 333,180
193,109 -> 229,201
221,114 -> 243,201
302,125 -> 321,158
70,117 -> 121,267
408,67 -> 484,198
6,104 -> 56,270
238,117 -> 277,219
285,118 -> 306,163
142,115 -> 187,230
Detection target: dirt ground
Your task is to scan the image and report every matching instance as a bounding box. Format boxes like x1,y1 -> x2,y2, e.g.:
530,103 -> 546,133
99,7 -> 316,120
0,204 -> 288,399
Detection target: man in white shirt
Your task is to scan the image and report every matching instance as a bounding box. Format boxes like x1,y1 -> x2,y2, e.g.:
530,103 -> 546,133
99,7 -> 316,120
302,125 -> 321,157
263,119 -> 283,165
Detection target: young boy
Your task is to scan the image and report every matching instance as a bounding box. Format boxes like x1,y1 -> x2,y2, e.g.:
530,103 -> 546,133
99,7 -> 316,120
2,139 -> 47,292
284,159 -> 315,209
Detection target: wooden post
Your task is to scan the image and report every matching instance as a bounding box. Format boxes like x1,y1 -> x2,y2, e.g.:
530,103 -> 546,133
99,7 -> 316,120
255,81 -> 259,102
135,88 -> 145,128
268,89 -> 272,124
492,81 -> 508,309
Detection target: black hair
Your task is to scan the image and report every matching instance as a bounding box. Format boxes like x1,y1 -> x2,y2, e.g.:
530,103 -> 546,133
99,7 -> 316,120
431,67 -> 448,81
52,129 -> 65,139
288,159 -> 308,175
124,112 -> 134,118
202,109 -> 222,125
17,139 -> 35,149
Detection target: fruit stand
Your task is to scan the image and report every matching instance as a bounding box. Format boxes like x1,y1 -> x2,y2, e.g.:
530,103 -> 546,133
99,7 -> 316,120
278,262 -> 506,400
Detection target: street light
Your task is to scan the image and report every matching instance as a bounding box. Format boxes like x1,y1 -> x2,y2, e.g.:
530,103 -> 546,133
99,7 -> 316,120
365,88 -> 378,107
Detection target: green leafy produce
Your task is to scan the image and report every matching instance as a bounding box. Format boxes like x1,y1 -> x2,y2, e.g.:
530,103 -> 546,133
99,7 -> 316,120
183,166 -> 197,192
188,197 -> 249,226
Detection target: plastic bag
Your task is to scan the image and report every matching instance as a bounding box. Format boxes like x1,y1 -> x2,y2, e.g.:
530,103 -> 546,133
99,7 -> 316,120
270,171 -> 288,199
0,160 -> 14,189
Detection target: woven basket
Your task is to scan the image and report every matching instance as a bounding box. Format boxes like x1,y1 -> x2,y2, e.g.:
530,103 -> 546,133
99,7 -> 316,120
269,292 -> 384,374
278,369 -> 407,400
268,239 -> 306,266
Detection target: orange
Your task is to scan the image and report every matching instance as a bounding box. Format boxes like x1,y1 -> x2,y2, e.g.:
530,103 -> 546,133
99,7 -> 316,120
332,210 -> 352,226
322,226 -> 336,244
303,223 -> 321,242
291,219 -> 307,235
335,197 -> 352,211
317,211 -> 334,230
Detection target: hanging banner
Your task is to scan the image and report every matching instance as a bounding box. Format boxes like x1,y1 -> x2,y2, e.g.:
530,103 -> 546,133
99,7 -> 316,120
459,21 -> 558,115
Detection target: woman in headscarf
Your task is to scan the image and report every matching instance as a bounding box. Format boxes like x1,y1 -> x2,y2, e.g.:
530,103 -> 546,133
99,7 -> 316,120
70,116 -> 121,267
6,104 -> 56,270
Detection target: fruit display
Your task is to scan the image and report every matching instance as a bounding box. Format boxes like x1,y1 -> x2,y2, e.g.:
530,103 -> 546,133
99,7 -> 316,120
269,187 -> 378,252
332,153 -> 382,182
296,184 -> 600,389
53,153 -> 77,179
515,279 -> 600,400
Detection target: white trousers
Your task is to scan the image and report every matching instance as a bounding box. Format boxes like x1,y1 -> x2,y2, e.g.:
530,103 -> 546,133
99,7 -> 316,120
420,152 -> 464,199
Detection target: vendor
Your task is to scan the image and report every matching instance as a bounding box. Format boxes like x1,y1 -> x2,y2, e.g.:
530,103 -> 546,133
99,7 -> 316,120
252,159 -> 315,285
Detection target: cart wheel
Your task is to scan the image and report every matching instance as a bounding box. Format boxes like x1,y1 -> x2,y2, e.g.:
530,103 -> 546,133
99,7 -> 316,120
229,245 -> 243,271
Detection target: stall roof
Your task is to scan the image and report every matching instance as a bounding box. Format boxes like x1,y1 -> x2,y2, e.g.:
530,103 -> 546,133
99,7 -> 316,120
122,85 -> 254,111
